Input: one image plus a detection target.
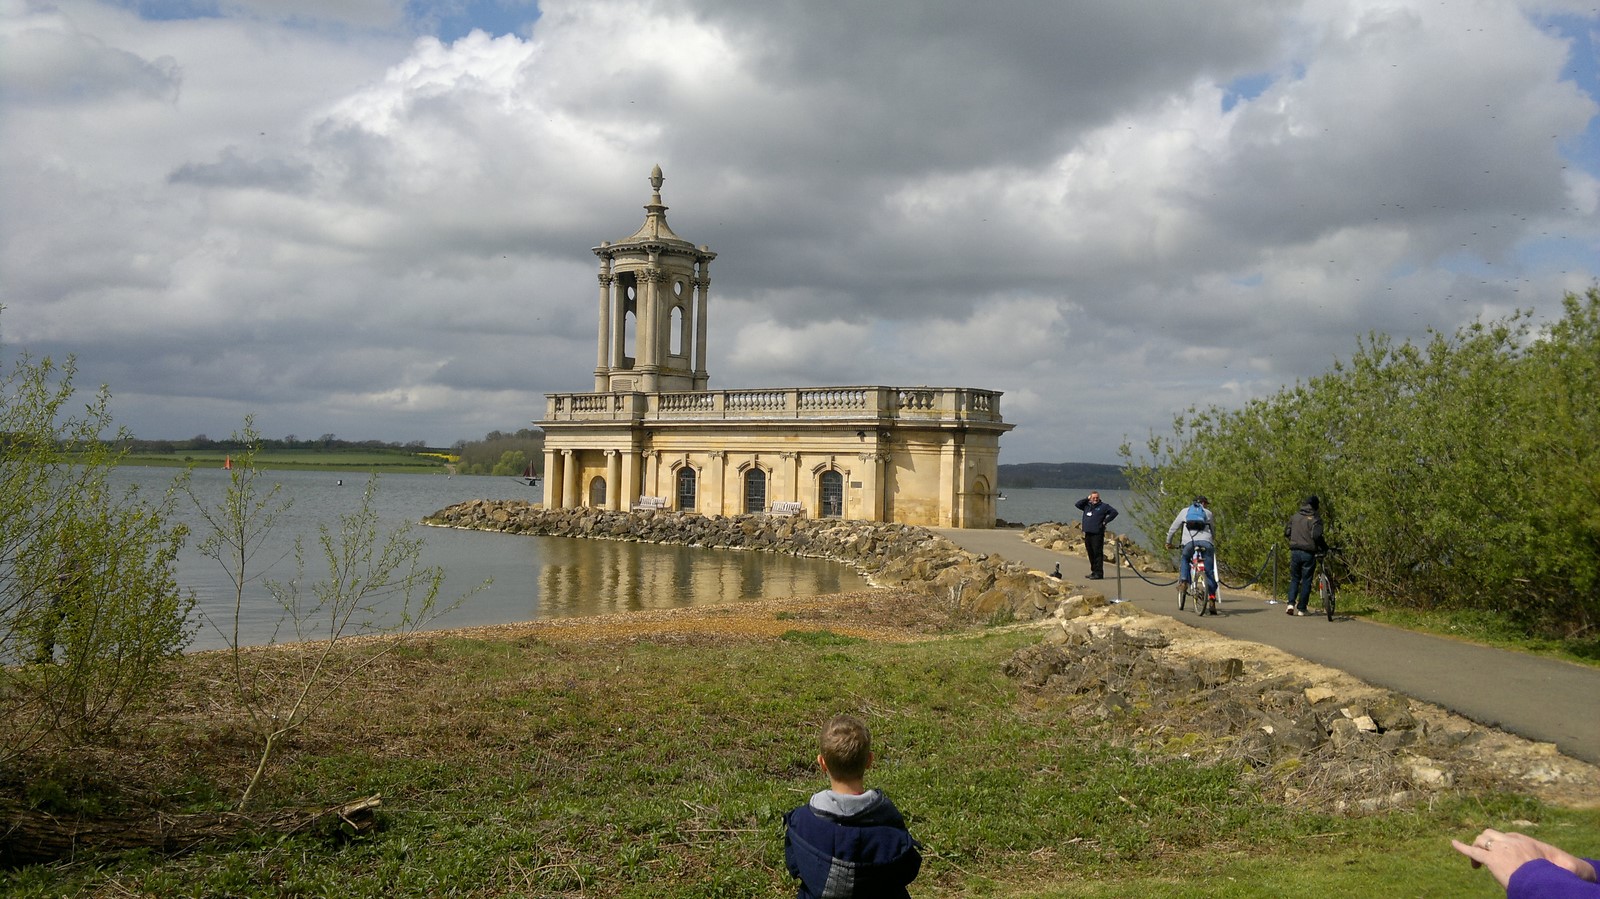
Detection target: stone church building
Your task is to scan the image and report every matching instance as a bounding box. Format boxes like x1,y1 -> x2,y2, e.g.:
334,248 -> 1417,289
537,166 -> 1013,528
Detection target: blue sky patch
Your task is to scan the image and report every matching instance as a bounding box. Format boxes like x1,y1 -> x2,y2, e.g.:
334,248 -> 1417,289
1540,15 -> 1600,174
112,0 -> 541,40
1221,72 -> 1274,113
412,0 -> 542,42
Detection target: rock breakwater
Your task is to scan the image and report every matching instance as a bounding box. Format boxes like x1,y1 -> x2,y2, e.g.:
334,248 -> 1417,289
423,500 -> 1079,622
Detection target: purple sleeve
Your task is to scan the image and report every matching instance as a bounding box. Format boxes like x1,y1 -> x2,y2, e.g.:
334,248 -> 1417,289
1507,859 -> 1600,899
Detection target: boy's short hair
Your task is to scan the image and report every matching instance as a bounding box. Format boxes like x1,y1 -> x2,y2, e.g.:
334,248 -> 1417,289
820,714 -> 872,780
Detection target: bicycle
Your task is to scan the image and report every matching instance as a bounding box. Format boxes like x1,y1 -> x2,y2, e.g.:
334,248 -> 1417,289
1176,544 -> 1216,616
1314,548 -> 1340,621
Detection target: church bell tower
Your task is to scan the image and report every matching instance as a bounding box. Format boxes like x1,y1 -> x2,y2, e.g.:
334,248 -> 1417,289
592,165 -> 716,393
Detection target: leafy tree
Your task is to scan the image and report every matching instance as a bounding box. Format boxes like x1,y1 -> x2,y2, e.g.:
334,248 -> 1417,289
1121,290 -> 1600,636
455,429 -> 543,476
0,347 -> 194,761
1515,292 -> 1600,622
491,450 -> 530,477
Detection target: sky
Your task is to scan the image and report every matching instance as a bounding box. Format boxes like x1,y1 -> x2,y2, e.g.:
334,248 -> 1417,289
3,0 -> 1599,464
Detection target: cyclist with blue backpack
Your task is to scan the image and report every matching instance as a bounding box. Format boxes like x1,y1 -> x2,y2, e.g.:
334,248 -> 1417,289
1165,496 -> 1218,609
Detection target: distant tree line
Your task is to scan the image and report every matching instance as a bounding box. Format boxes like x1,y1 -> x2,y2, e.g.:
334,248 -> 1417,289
1120,289 -> 1599,638
116,434 -> 438,454
451,429 -> 544,477
998,462 -> 1127,489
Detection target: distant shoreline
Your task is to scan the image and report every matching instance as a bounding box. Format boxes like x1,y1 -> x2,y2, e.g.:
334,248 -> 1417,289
998,461 -> 1127,489
116,455 -> 457,475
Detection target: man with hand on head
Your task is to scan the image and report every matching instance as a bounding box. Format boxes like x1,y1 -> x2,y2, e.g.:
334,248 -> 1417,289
1075,490 -> 1119,580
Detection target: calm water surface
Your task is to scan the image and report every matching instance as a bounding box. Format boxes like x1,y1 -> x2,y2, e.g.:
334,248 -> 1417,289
995,487 -> 1146,540
110,467 -> 869,651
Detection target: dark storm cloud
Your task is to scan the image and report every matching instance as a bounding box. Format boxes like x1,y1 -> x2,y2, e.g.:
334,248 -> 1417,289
2,0 -> 1597,460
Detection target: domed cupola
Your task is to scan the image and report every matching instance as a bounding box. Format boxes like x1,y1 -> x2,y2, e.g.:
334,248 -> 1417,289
591,165 -> 716,393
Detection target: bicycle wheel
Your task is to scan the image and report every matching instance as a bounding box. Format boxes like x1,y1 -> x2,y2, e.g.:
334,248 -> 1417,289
1191,577 -> 1207,616
1318,573 -> 1335,621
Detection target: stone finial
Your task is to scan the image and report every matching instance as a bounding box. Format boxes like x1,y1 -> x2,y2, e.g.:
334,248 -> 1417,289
649,164 -> 664,197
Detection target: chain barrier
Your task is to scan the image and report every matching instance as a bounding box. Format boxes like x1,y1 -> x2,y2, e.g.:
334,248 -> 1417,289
1110,538 -> 1279,592
1218,546 -> 1278,591
1112,538 -> 1181,588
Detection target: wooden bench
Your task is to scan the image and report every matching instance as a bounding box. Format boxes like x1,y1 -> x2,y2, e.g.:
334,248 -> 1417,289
769,501 -> 804,517
631,496 -> 669,511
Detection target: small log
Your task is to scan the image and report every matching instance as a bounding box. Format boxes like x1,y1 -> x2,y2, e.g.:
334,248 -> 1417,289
0,793 -> 382,868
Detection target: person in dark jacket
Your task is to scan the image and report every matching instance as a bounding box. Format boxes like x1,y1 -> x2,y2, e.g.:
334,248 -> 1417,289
1075,491 -> 1119,579
784,714 -> 921,898
1283,495 -> 1329,616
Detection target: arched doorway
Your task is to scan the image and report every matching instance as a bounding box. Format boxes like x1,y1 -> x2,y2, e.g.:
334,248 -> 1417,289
819,470 -> 844,518
588,476 -> 607,508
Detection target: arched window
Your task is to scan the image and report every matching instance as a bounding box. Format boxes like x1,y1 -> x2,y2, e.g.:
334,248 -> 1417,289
670,304 -> 686,357
588,476 -> 607,508
819,470 -> 844,518
743,468 -> 767,514
676,466 -> 697,511
621,278 -> 638,364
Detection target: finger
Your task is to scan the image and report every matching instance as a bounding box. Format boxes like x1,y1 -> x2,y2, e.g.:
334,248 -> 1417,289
1451,839 -> 1486,869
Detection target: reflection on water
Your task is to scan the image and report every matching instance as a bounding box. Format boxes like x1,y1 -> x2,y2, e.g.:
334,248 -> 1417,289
106,466 -> 868,650
534,538 -> 859,619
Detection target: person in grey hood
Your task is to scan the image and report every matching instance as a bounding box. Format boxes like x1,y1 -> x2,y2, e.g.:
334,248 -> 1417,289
1284,495 -> 1329,615
784,714 -> 921,898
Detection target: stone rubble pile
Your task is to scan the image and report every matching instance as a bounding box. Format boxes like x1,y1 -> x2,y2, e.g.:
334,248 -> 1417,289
423,500 -> 1076,621
998,605 -> 1587,810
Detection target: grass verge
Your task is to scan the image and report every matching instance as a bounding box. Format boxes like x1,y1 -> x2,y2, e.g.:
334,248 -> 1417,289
3,620 -> 1592,897
1335,591 -> 1600,669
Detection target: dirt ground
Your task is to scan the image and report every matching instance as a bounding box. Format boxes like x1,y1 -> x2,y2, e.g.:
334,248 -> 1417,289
421,588 -> 956,647
430,586 -> 1600,811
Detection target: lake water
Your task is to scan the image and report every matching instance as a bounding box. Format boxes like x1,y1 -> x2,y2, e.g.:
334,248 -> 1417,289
995,487 -> 1145,540
110,467 -> 869,651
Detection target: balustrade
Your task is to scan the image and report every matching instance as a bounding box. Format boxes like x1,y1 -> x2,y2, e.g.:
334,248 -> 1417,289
797,388 -> 867,411
544,386 -> 1001,423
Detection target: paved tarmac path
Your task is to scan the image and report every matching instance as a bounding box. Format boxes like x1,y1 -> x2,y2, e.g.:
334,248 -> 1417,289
932,528 -> 1600,767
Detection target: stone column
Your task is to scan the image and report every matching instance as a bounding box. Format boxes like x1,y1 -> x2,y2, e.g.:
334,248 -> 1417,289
613,278 -> 629,377
939,437 -> 960,528
606,450 -> 622,510
639,258 -> 662,392
709,450 -> 726,515
595,258 -> 613,391
780,452 -> 800,504
542,448 -> 561,509
645,450 -> 661,497
561,450 -> 579,510
622,448 -> 640,508
693,260 -> 711,389
859,451 -> 887,522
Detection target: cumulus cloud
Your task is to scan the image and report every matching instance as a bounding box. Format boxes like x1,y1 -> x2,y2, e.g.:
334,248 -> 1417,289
1,0 -> 1597,462
0,5 -> 180,104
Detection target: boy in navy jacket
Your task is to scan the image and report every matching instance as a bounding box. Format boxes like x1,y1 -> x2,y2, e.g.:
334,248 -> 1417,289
784,715 -> 922,898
